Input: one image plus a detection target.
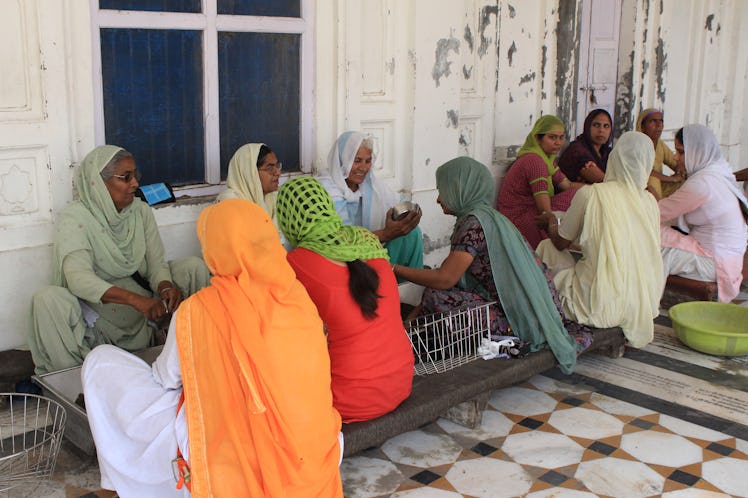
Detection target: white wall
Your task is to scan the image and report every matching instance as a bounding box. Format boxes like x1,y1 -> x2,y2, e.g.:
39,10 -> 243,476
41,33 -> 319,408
1,0 -> 747,351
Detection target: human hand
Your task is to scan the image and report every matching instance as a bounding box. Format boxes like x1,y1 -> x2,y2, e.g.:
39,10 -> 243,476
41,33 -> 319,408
134,295 -> 170,321
582,160 -> 596,171
159,285 -> 183,313
535,211 -> 556,230
382,206 -> 421,241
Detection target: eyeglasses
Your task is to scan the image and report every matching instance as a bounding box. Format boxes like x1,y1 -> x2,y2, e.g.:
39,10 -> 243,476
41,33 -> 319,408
111,170 -> 142,183
258,162 -> 282,172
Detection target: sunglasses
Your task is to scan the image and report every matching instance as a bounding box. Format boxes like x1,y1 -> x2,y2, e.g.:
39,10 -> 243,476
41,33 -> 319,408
111,170 -> 142,183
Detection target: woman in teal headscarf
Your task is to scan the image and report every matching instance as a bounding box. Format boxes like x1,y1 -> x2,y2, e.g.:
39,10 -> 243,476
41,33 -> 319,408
29,145 -> 211,374
394,157 -> 585,373
497,115 -> 583,248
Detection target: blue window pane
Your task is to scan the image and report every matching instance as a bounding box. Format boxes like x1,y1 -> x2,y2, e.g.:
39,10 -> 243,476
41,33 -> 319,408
217,0 -> 299,17
101,29 -> 205,186
99,0 -> 200,12
218,32 -> 301,176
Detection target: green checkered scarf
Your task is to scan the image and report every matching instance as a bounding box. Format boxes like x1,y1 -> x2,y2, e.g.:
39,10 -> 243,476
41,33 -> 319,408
277,177 -> 389,262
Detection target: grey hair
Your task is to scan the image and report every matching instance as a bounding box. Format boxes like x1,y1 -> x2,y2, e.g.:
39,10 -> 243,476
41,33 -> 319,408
100,149 -> 134,180
360,136 -> 375,152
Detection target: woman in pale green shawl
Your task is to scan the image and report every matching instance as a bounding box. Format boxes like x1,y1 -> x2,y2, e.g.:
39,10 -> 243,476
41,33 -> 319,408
29,145 -> 210,374
394,157 -> 583,373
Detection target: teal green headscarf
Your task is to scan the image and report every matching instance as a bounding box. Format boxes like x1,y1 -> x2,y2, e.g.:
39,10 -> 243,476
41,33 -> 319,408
276,177 -> 389,262
517,115 -> 565,196
436,156 -> 577,374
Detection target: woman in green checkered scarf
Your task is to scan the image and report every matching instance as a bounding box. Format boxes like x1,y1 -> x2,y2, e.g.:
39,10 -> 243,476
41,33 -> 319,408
277,177 -> 388,264
276,177 -> 414,422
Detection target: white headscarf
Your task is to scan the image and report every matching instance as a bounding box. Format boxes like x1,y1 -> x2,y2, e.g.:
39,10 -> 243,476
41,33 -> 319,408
682,124 -> 748,214
217,143 -> 278,221
317,131 -> 399,231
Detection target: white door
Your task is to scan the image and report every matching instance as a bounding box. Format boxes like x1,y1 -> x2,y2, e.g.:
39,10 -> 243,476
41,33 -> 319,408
576,0 -> 622,134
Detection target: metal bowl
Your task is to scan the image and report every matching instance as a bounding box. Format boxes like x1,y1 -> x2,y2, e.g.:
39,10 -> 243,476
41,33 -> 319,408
391,201 -> 418,221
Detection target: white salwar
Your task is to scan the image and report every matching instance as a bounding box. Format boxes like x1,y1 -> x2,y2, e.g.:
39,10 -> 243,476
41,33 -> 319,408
536,131 -> 664,348
82,315 -> 189,498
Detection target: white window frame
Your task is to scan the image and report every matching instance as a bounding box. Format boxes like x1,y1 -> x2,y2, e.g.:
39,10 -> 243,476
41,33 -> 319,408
90,0 -> 314,197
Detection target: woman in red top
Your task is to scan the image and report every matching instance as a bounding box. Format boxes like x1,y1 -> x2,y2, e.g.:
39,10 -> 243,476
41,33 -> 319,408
497,115 -> 584,248
276,177 -> 414,423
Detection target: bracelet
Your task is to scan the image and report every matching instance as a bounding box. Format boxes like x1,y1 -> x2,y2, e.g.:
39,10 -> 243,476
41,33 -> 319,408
391,264 -> 397,273
159,286 -> 173,295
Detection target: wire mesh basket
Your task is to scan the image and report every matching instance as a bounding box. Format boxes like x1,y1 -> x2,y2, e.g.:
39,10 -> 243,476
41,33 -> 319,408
405,301 -> 494,375
0,393 -> 66,495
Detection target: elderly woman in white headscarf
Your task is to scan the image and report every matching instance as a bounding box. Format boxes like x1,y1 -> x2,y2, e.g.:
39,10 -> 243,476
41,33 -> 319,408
30,145 -> 211,375
536,131 -> 665,348
659,124 -> 748,302
317,131 -> 423,268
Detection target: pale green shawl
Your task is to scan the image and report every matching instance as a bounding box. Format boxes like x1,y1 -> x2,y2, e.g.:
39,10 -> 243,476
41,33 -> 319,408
53,145 -> 147,287
517,115 -> 565,196
217,143 -> 278,221
436,156 -> 577,374
276,177 -> 389,262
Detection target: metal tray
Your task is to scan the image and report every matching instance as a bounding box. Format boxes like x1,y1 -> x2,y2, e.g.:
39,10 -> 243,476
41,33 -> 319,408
31,346 -> 164,456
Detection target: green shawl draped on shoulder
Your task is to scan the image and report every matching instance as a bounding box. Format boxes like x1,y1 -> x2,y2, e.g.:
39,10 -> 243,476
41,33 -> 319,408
436,156 -> 577,373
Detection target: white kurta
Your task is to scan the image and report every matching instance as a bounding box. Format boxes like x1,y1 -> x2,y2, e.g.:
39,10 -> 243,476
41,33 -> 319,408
81,315 -> 189,498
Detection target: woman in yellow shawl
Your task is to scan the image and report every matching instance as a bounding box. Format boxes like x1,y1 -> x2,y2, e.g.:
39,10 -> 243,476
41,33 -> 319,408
82,199 -> 343,497
636,108 -> 685,199
535,131 -> 664,348
497,115 -> 585,248
30,145 -> 210,374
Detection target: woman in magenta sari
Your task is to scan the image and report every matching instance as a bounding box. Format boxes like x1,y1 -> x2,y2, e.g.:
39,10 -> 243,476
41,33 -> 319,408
497,115 -> 584,249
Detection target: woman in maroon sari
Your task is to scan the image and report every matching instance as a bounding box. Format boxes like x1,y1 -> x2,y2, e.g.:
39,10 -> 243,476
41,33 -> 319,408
557,109 -> 613,184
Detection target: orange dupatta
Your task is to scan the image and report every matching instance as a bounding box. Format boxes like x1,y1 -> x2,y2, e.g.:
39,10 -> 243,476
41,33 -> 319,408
176,199 -> 343,497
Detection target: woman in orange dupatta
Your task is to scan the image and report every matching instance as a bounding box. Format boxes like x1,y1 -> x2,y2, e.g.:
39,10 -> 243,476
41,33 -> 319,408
83,198 -> 343,498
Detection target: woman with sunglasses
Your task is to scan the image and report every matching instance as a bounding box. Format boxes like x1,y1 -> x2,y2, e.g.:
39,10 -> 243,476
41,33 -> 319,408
29,145 -> 210,375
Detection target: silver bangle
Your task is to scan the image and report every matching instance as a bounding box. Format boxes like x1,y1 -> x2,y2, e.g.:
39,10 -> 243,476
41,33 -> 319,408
159,286 -> 173,295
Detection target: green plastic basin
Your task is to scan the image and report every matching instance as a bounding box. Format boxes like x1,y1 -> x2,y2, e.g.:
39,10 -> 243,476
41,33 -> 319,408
669,301 -> 748,356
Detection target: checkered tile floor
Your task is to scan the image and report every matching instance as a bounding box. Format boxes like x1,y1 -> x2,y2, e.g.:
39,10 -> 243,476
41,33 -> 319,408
340,374 -> 748,497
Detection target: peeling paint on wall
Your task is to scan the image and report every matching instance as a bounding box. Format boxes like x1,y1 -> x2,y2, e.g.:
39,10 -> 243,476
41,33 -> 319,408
540,44 -> 547,101
507,41 -> 517,66
615,50 -> 635,138
459,128 -> 471,147
423,233 -> 452,253
446,110 -> 459,128
386,57 -> 395,75
463,65 -> 473,79
464,25 -> 474,53
508,4 -> 516,18
477,5 -> 498,58
705,13 -> 714,30
431,36 -> 460,87
556,1 -> 579,129
508,92 -> 513,103
519,71 -> 536,85
655,36 -> 666,103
